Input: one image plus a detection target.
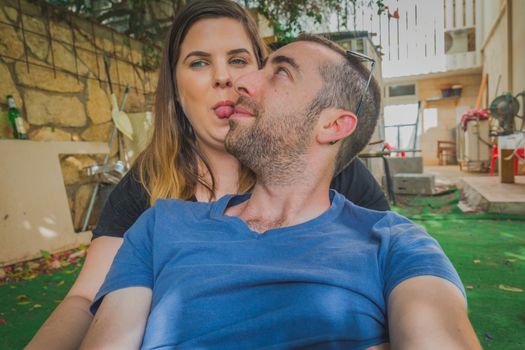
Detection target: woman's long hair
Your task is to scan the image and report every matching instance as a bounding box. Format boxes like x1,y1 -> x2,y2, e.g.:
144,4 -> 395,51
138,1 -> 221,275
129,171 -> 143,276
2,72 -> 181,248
134,0 -> 267,205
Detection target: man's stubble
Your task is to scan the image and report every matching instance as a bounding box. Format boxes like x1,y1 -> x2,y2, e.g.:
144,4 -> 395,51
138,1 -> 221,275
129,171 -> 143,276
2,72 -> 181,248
225,96 -> 318,186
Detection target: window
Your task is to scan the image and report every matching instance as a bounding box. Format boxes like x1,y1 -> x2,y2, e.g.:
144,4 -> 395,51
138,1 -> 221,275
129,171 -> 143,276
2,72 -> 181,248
384,103 -> 420,149
388,84 -> 416,98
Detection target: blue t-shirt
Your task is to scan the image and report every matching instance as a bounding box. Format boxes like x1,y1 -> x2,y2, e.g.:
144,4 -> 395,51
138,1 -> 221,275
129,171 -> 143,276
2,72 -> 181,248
91,191 -> 465,350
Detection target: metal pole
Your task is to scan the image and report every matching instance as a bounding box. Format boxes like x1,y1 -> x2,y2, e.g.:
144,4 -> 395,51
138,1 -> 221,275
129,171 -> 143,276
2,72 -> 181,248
81,86 -> 129,232
413,101 -> 421,156
397,126 -> 401,150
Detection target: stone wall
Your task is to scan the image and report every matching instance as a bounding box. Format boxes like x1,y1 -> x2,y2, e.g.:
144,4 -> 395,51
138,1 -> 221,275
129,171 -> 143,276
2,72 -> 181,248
0,0 -> 159,231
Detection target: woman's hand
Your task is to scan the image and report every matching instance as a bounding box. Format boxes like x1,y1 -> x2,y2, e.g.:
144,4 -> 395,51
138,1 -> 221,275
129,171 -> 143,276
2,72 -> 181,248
25,236 -> 124,350
80,287 -> 152,350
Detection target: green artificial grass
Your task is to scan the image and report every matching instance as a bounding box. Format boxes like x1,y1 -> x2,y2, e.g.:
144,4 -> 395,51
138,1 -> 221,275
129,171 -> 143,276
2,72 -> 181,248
0,263 -> 82,349
1,190 -> 524,349
393,191 -> 525,349
416,219 -> 524,349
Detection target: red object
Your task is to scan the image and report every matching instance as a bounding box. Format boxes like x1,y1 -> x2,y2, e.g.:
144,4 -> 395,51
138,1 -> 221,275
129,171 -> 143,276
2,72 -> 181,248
393,10 -> 400,19
489,145 -> 498,176
461,108 -> 489,131
490,145 -> 524,176
383,142 -> 406,158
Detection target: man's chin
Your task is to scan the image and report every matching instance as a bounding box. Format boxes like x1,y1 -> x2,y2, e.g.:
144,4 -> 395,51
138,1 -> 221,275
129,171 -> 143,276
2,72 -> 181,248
226,119 -> 248,141
225,128 -> 251,160
224,130 -> 241,156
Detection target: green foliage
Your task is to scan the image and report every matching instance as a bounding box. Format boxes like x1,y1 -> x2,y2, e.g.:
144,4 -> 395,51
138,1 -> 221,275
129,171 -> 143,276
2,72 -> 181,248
46,0 -> 388,44
45,0 -> 182,43
143,44 -> 161,71
241,0 -> 388,40
43,0 -> 391,68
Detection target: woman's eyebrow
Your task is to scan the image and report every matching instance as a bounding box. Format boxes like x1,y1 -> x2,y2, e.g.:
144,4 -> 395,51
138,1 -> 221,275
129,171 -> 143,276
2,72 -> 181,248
183,51 -> 210,63
227,48 -> 250,56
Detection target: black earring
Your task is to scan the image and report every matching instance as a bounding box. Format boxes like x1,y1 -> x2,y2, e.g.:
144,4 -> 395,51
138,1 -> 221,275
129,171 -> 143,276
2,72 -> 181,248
330,140 -> 338,145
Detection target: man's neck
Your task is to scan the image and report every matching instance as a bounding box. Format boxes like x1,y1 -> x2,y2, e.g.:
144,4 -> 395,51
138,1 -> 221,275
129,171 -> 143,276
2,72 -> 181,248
225,165 -> 333,234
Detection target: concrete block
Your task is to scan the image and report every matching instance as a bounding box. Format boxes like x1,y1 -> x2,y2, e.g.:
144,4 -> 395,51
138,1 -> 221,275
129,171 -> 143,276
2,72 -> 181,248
458,177 -> 525,215
393,173 -> 435,195
386,157 -> 423,175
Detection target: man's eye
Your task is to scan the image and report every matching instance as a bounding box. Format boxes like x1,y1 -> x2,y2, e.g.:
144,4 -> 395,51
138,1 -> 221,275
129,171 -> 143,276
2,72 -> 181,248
275,67 -> 288,77
230,58 -> 248,65
190,60 -> 208,68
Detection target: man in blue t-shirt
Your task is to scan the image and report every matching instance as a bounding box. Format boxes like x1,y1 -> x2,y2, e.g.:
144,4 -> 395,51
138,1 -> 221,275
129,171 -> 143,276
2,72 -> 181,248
81,35 -> 481,349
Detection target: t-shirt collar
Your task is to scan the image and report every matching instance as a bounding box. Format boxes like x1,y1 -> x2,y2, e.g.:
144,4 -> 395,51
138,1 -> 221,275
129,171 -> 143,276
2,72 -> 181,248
210,190 -> 345,236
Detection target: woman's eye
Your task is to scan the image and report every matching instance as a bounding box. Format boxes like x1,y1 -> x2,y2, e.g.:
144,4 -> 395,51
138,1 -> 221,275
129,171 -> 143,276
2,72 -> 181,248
230,58 -> 248,65
190,60 -> 208,68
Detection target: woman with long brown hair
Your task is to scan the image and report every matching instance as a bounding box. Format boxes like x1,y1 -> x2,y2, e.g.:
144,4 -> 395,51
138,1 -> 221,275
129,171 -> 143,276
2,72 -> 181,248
27,1 -> 388,348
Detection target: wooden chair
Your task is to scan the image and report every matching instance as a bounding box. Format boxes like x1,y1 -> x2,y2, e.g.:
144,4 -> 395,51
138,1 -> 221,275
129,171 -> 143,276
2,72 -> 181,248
437,141 -> 456,165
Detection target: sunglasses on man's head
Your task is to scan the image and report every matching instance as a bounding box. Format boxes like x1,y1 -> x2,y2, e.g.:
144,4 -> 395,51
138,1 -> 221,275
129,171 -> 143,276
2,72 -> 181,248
345,51 -> 376,118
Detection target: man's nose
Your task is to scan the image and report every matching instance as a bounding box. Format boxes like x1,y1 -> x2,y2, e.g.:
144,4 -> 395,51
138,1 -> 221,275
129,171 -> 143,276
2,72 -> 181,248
234,70 -> 260,97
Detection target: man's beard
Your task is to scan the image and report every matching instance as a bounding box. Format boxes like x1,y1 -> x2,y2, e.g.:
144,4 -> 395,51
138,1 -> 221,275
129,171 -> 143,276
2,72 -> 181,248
225,96 -> 317,186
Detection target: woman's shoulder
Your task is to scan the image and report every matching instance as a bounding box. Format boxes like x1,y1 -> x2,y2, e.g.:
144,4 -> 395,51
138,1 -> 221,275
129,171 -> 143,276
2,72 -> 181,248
107,168 -> 151,212
91,167 -> 150,239
120,167 -> 150,198
331,159 -> 390,211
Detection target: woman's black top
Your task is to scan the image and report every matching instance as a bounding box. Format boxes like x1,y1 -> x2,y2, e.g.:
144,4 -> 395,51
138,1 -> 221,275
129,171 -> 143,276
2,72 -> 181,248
92,159 -> 389,240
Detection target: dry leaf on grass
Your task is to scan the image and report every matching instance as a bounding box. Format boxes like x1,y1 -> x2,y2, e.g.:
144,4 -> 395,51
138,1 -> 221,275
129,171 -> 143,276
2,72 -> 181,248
498,284 -> 523,292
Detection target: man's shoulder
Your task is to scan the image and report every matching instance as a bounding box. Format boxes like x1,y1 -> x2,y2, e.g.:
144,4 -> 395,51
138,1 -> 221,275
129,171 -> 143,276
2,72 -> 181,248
335,191 -> 423,237
335,191 -> 393,223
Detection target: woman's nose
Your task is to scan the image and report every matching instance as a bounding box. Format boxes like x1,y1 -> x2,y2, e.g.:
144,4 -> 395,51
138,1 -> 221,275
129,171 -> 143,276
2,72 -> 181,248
213,77 -> 233,88
213,68 -> 233,88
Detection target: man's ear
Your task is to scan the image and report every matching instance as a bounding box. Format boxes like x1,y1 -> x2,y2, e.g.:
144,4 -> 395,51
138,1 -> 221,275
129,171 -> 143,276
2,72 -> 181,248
316,108 -> 358,145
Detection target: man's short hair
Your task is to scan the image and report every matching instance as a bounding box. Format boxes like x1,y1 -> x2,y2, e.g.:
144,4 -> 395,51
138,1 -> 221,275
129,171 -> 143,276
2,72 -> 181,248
296,34 -> 381,175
